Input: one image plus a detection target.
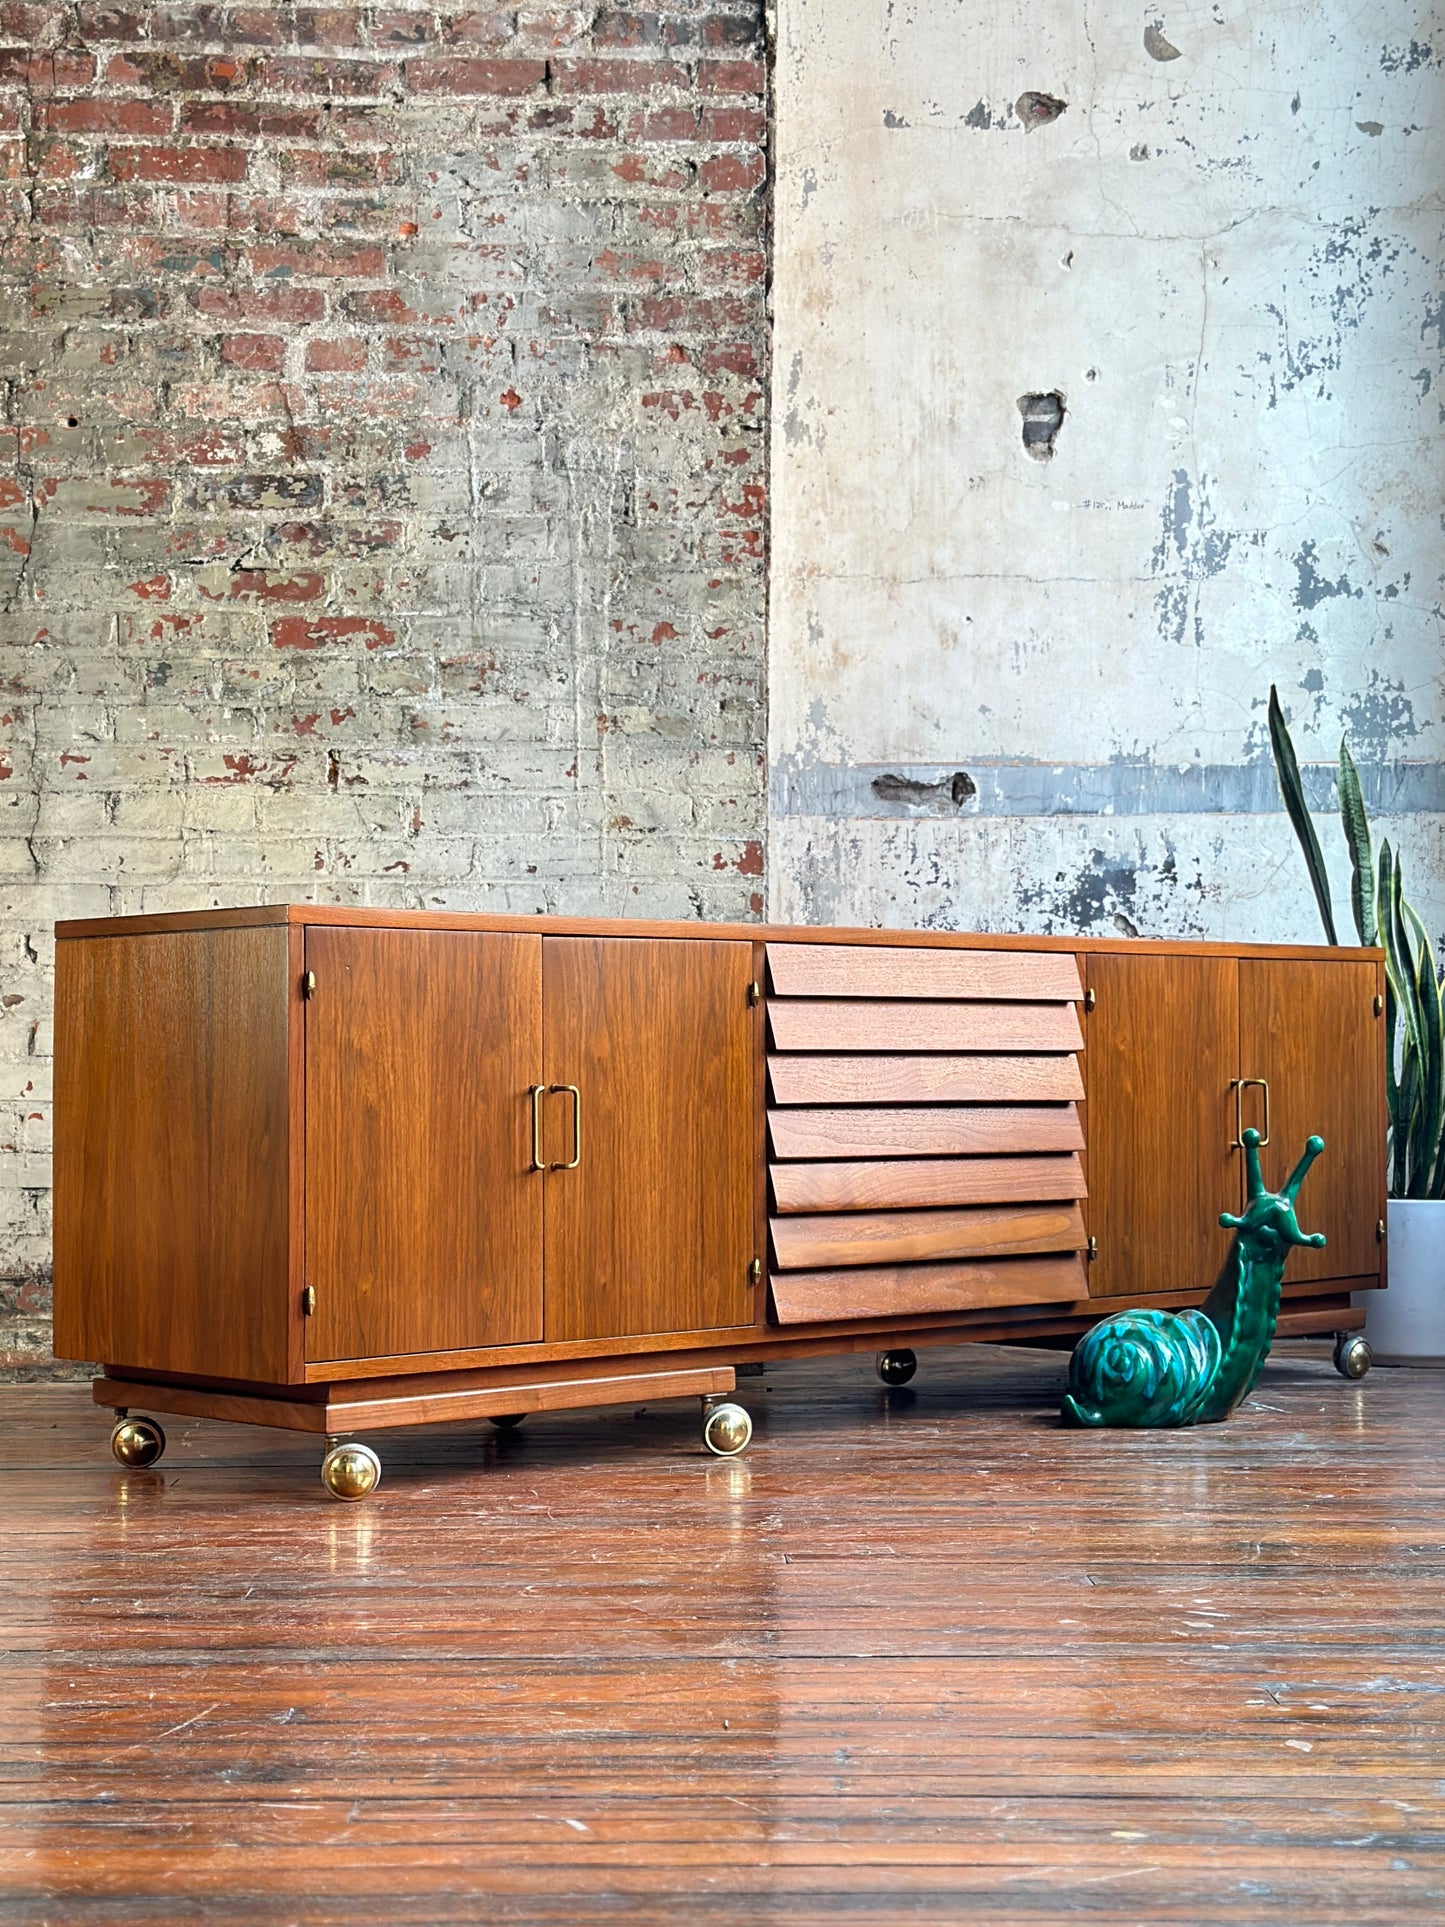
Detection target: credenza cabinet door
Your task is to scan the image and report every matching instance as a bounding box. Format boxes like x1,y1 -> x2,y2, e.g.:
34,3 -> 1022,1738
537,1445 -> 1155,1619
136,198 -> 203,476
541,936 -> 755,1342
1083,953 -> 1239,1301
1238,957 -> 1386,1286
305,927 -> 544,1363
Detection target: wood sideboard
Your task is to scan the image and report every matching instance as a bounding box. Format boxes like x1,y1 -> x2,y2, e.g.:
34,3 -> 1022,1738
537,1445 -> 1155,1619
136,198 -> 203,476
52,907 -> 1387,1495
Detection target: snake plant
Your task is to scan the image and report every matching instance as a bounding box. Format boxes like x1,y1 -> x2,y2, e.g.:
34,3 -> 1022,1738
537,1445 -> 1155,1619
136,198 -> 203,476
1268,685 -> 1445,1198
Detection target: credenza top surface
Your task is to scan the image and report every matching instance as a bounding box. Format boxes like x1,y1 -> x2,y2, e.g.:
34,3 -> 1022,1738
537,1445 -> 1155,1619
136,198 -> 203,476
54,902 -> 1378,964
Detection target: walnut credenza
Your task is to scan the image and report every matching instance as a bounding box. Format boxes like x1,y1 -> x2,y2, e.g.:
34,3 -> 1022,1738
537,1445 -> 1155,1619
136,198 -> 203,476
53,907 -> 1387,1496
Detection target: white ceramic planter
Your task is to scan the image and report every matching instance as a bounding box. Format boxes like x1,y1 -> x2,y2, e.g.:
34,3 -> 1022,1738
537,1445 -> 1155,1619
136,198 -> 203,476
1359,1199 -> 1445,1364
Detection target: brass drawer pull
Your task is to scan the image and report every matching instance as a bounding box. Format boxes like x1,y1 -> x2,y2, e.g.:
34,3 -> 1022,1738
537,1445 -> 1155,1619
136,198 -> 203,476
1232,1076 -> 1270,1148
550,1083 -> 581,1170
529,1085 -> 547,1171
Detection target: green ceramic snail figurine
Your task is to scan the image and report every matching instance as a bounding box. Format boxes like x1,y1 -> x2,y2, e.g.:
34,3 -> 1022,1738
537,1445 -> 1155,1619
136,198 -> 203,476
1062,1128 -> 1326,1429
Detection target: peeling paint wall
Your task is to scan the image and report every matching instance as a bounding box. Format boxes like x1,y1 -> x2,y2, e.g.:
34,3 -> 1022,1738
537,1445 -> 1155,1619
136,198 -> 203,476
770,0 -> 1445,942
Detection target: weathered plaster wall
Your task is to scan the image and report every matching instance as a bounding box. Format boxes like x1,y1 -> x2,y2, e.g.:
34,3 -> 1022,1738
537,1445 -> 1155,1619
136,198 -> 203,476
770,0 -> 1445,941
1,1 -> 767,1371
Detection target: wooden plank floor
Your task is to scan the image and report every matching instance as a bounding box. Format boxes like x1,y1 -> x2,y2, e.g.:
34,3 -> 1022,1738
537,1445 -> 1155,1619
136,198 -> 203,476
1,1345 -> 1442,1923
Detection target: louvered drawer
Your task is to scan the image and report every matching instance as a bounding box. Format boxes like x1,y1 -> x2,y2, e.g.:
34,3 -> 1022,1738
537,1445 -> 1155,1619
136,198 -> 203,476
766,942 -> 1088,1325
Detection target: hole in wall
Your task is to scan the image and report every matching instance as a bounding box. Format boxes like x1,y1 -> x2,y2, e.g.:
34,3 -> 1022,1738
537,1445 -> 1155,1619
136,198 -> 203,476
1015,91 -> 1067,131
1017,391 -> 1066,461
871,771 -> 977,808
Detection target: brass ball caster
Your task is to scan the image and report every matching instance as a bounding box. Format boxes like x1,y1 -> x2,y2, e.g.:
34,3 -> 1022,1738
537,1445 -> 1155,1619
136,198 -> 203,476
1333,1334 -> 1372,1380
110,1415 -> 166,1468
876,1348 -> 917,1387
701,1398 -> 752,1457
489,1413 -> 526,1430
321,1439 -> 381,1501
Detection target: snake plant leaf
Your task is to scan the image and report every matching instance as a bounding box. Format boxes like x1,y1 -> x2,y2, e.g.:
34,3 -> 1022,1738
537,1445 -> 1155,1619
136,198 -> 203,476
1403,896 -> 1444,1198
1379,845 -> 1422,1064
1385,968 -> 1407,1196
1268,685 -> 1338,945
1338,738 -> 1375,946
1383,852 -> 1437,1196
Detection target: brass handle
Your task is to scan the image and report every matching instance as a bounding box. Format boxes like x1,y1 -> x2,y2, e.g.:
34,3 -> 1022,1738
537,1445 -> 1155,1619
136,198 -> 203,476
529,1085 -> 546,1172
1232,1077 -> 1270,1148
550,1083 -> 581,1170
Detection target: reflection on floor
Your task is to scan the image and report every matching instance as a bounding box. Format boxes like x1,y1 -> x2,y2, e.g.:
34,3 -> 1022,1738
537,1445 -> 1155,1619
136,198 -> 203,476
2,1343 -> 1443,1922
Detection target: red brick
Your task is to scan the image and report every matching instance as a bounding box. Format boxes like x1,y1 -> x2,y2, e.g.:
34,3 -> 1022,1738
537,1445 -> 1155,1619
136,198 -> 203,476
699,247 -> 764,285
294,8 -> 366,47
405,56 -> 547,94
247,241 -> 386,278
608,151 -> 690,190
105,51 -> 251,89
699,103 -> 764,141
551,56 -> 687,93
442,10 -> 517,45
36,183 -> 149,225
701,340 -> 757,377
696,12 -> 761,50
696,57 -> 763,94
271,615 -> 397,650
514,7 -> 591,42
262,56 -> 396,96
227,7 -> 291,43
193,285 -> 327,324
305,337 -> 366,372
624,105 -> 698,142
38,98 -> 176,136
221,332 -> 286,372
629,291 -> 754,332
338,287 -> 435,324
0,48 -> 95,89
229,570 -> 326,602
0,3 -> 69,43
372,9 -> 437,44
591,11 -> 652,48
699,151 -> 763,194
110,145 -> 249,185
75,4 -> 146,36
181,102 -> 320,138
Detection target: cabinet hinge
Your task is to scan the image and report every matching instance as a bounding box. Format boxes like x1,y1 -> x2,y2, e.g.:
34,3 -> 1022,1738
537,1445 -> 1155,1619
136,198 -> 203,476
1083,987 -> 1096,1013
302,1286 -> 316,1316
1376,1218 -> 1386,1242
748,1257 -> 762,1285
302,970 -> 316,999
747,980 -> 761,1007
1374,993 -> 1384,1016
1086,1236 -> 1098,1261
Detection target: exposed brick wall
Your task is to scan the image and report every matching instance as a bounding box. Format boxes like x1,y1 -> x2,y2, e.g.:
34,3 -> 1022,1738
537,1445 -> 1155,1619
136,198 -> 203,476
0,2 -> 769,1372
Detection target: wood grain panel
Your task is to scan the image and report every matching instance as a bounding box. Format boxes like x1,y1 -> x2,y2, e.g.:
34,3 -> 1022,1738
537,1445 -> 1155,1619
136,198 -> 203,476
769,1053 -> 1083,1106
769,1253 -> 1087,1323
543,937 -> 755,1341
305,928 -> 544,1363
769,1105 -> 1084,1160
771,1202 -> 1085,1271
1083,952 -> 1238,1301
768,998 -> 1083,1054
771,1153 -> 1086,1214
52,927 -> 292,1382
767,943 -> 1082,1001
1239,957 -> 1385,1286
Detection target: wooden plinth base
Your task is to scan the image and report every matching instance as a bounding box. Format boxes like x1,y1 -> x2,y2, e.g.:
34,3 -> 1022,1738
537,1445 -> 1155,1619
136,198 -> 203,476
93,1291 -> 1366,1441
94,1363 -> 736,1434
